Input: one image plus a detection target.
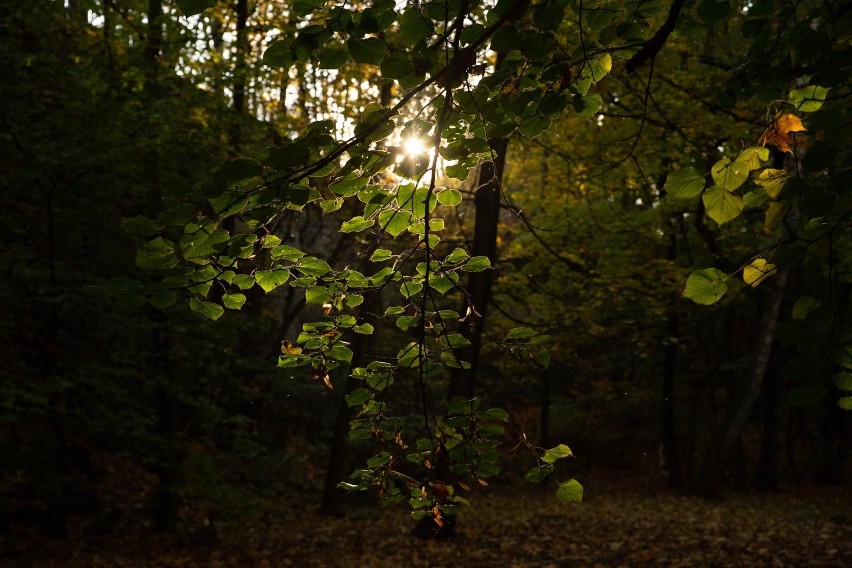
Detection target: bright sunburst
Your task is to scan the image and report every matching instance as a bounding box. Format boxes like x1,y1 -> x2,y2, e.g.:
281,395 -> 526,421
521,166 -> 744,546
402,136 -> 428,157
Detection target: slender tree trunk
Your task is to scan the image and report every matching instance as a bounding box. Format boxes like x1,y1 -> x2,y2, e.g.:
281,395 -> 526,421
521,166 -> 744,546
754,350 -> 781,490
447,138 -> 508,401
229,0 -> 249,152
540,366 -> 551,448
692,271 -> 789,497
143,0 -> 180,531
661,220 -> 683,487
319,321 -> 371,516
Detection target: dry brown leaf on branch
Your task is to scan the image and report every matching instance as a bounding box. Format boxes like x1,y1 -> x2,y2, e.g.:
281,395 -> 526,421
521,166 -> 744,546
759,113 -> 807,153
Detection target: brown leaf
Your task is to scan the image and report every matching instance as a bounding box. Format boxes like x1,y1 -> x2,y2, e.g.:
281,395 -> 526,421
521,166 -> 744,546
760,113 -> 807,153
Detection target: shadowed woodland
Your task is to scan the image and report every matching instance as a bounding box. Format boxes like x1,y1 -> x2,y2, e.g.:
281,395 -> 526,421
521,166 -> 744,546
1,0 -> 851,565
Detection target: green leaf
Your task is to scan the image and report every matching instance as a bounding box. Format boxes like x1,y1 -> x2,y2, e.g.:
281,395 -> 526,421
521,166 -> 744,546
735,147 -> 769,170
683,268 -> 728,305
525,464 -> 555,483
443,334 -> 471,348
316,47 -> 348,69
182,227 -> 229,260
121,215 -> 161,237
353,323 -> 374,335
346,388 -> 372,407
400,280 -> 423,298
429,273 -> 458,294
541,444 -> 573,463
296,257 -> 332,277
462,256 -> 491,272
136,237 -> 177,270
711,158 -> 748,191
222,293 -> 246,310
535,350 -> 551,368
305,286 -> 331,305
664,167 -> 705,199
839,397 -> 852,410
367,452 -> 390,468
584,53 -> 612,82
370,249 -> 394,262
437,189 -> 463,206
347,37 -> 385,65
765,200 -> 791,231
232,274 -> 255,290
556,479 -> 583,504
262,39 -> 293,68
148,291 -> 177,309
445,247 -> 469,264
270,244 -> 305,262
743,259 -> 777,288
189,298 -> 224,320
572,94 -> 603,118
255,268 -> 290,293
381,50 -> 415,80
378,209 -> 412,237
789,85 -> 829,112
792,296 -> 820,320
176,0 -> 217,16
833,373 -> 852,391
340,216 -> 375,233
327,344 -> 353,363
399,8 -> 433,45
507,327 -> 537,339
214,158 -> 262,181
703,185 -> 743,225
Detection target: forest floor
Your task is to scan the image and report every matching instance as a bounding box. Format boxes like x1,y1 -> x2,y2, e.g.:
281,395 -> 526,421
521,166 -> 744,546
3,468 -> 850,567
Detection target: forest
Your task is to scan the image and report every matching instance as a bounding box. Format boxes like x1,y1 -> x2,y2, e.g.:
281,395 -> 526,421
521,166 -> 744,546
1,0 -> 850,565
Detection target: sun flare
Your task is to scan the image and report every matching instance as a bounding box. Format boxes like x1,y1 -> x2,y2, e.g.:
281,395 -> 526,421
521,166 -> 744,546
402,136 -> 428,157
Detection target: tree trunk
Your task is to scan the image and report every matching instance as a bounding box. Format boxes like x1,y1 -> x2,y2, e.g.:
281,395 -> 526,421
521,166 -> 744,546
447,138 -> 508,402
229,0 -> 249,152
143,0 -> 181,531
540,366 -> 551,448
691,271 -> 789,497
754,350 -> 781,490
661,220 -> 683,488
416,139 -> 508,540
319,311 -> 372,516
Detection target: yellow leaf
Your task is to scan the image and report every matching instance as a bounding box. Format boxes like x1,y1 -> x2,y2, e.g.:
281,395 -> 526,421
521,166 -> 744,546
744,259 -> 777,287
765,200 -> 792,231
754,169 -> 791,198
280,340 -> 302,355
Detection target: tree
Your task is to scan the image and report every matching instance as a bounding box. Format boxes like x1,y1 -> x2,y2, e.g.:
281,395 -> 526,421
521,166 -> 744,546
124,0 -> 851,526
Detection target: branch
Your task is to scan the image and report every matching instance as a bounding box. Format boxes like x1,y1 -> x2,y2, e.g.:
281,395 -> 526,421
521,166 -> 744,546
625,0 -> 686,74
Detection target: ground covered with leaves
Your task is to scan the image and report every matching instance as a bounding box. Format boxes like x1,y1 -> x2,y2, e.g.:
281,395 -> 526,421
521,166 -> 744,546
5,468 -> 850,567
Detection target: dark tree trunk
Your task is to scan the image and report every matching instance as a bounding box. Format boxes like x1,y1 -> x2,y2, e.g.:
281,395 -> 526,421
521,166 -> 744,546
691,271 -> 789,497
661,220 -> 683,488
319,312 -> 372,516
229,0 -> 249,152
447,138 -> 508,402
540,366 -> 551,448
754,350 -> 781,490
417,138 -> 509,539
143,0 -> 181,532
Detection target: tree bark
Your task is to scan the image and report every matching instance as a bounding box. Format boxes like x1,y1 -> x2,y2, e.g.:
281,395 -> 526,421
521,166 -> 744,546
229,0 -> 249,152
447,138 -> 509,402
754,350 -> 781,490
691,270 -> 789,497
143,0 -> 181,531
661,220 -> 683,488
319,310 -> 373,516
